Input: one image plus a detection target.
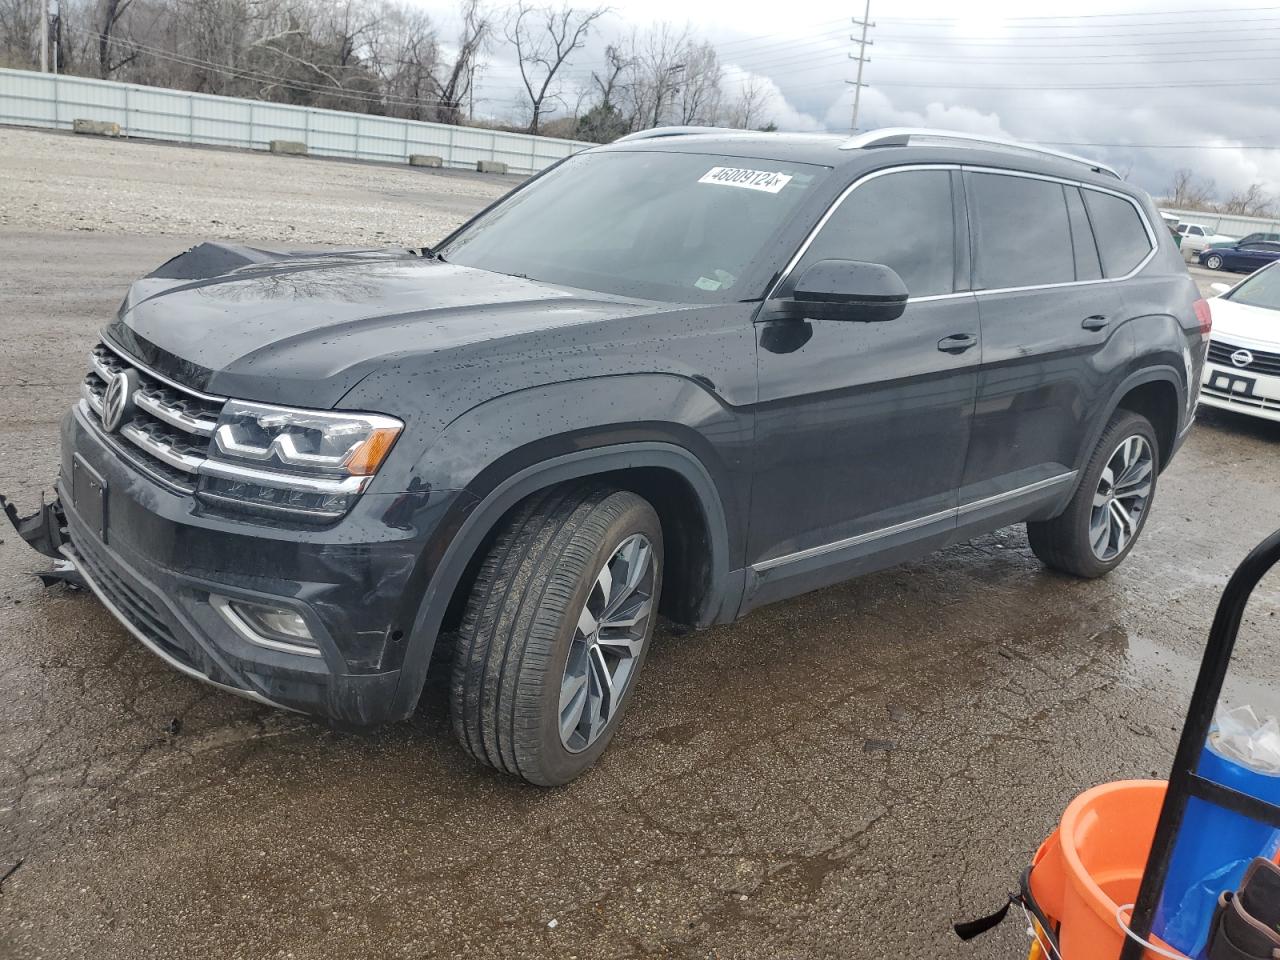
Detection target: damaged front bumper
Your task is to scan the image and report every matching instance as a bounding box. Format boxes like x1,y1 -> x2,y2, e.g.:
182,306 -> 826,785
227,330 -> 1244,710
3,406 -> 454,727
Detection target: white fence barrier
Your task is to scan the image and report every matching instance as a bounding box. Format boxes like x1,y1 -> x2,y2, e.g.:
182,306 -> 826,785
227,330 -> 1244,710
0,67 -> 593,175
1159,207 -> 1280,240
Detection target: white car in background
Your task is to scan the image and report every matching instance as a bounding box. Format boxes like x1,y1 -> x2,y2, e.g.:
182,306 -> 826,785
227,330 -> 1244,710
1200,262 -> 1280,422
1178,222 -> 1235,260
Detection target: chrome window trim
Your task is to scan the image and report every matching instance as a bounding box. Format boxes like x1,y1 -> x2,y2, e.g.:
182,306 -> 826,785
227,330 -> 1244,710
767,163 -> 1159,303
752,471 -> 1077,574
100,334 -> 227,404
766,163 -> 961,301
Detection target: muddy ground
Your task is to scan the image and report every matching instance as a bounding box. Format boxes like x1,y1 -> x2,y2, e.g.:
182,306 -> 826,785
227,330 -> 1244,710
1,129 -> 1278,960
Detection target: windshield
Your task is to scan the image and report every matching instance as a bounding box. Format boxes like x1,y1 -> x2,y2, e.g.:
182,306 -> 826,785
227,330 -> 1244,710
1225,263 -> 1280,312
438,150 -> 827,303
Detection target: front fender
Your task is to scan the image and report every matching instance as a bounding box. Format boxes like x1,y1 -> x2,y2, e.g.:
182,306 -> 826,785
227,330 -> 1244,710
383,374 -> 752,719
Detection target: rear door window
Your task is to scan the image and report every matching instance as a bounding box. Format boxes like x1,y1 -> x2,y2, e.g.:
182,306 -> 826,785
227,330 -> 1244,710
792,168 -> 956,298
968,172 -> 1075,289
1082,189 -> 1154,278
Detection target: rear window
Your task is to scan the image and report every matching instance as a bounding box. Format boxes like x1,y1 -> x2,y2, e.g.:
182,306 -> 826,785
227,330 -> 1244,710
969,172 -> 1075,289
1082,189 -> 1153,278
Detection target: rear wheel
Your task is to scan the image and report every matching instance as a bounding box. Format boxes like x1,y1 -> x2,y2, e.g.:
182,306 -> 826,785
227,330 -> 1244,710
1204,253 -> 1224,270
1027,411 -> 1158,579
449,483 -> 662,786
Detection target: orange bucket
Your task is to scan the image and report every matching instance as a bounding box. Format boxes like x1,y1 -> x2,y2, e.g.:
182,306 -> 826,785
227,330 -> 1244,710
1028,780 -> 1183,960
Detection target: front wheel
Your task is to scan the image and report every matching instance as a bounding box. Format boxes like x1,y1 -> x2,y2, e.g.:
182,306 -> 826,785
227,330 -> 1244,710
1204,254 -> 1224,270
1027,411 -> 1158,579
449,483 -> 663,785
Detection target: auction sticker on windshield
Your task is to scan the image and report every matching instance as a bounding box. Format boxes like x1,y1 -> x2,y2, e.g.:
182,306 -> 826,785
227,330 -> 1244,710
698,167 -> 794,194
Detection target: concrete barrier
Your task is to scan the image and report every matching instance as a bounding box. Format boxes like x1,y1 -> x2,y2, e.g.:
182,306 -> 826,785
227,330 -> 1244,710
476,160 -> 508,174
269,140 -> 308,156
72,118 -> 120,137
409,154 -> 443,168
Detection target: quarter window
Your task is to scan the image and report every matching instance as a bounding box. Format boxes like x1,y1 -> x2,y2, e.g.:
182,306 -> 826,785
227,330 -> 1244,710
969,172 -> 1075,289
1082,189 -> 1153,278
793,169 -> 956,298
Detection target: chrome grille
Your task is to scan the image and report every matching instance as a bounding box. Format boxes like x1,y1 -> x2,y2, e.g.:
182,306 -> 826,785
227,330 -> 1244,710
80,341 -> 225,491
1208,338 -> 1280,377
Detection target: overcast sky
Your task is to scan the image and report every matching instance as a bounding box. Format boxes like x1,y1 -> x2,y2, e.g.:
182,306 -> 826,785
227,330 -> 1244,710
421,0 -> 1280,204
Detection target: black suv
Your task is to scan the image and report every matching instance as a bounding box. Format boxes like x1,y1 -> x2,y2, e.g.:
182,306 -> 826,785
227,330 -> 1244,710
8,127 -> 1208,785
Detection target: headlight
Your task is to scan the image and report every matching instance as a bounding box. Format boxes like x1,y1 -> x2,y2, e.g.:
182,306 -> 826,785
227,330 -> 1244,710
196,400 -> 403,520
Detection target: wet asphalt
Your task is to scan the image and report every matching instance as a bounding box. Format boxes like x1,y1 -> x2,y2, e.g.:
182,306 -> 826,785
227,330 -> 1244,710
2,140 -> 1279,960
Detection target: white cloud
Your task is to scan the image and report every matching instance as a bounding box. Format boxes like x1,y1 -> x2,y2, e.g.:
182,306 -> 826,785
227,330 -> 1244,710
718,63 -> 824,132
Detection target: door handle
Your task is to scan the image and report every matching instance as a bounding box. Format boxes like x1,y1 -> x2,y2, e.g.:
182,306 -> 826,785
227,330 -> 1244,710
1081,315 -> 1110,331
937,333 -> 977,354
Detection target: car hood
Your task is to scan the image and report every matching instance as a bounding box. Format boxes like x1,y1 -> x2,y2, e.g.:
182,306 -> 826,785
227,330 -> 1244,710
106,248 -> 659,408
1208,296 -> 1280,348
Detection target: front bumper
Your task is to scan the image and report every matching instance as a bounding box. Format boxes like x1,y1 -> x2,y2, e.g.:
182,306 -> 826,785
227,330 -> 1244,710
1199,361 -> 1280,424
36,404 -> 461,726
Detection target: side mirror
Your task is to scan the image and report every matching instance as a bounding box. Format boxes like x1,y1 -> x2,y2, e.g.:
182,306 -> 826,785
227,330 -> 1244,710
777,259 -> 909,322
1210,282 -> 1231,295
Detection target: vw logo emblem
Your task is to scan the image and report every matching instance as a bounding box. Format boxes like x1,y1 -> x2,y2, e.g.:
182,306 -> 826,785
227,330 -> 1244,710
1231,349 -> 1254,368
101,369 -> 138,432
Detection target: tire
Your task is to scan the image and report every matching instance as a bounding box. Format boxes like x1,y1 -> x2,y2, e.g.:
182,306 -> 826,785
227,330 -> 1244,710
1205,254 -> 1224,270
449,483 -> 663,786
1027,411 -> 1159,579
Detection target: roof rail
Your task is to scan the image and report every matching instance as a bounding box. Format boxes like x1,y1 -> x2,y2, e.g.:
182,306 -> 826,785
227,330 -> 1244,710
840,127 -> 1121,180
614,125 -> 755,143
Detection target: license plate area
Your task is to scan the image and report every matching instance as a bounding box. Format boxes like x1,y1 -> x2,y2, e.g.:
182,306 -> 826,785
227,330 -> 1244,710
72,454 -> 107,542
1208,369 -> 1258,397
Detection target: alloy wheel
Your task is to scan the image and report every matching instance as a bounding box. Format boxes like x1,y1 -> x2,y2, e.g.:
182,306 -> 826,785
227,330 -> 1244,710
558,534 -> 656,752
1089,435 -> 1153,561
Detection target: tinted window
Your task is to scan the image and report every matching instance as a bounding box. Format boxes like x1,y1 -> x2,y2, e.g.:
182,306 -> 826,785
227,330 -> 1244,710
1189,226 -> 1204,237
794,169 -> 955,297
969,172 -> 1074,289
1082,189 -> 1153,278
1065,186 -> 1102,281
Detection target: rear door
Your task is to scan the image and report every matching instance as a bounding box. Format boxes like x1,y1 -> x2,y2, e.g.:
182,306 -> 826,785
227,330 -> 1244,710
956,171 -> 1143,531
747,166 -> 980,607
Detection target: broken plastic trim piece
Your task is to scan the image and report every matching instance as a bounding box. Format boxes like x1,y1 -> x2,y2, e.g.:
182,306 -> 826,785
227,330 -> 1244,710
1,493 -> 69,559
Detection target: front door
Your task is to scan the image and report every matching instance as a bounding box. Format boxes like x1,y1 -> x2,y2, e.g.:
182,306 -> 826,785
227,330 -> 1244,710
746,166 -> 980,610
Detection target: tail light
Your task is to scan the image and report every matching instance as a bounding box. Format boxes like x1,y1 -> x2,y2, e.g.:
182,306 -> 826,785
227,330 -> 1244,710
1193,298 -> 1212,336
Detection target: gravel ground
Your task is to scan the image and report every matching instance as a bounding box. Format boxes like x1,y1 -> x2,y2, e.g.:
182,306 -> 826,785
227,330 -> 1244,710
1,129 -> 1277,960
0,126 -> 511,246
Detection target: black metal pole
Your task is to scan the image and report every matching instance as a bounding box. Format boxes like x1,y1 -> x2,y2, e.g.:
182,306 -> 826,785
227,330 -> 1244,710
1119,527 -> 1280,960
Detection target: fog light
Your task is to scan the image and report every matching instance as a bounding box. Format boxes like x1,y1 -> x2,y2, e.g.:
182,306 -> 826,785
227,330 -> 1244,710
211,596 -> 321,657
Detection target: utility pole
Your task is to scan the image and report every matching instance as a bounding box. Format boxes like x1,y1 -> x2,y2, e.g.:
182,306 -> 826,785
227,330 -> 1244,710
40,0 -> 49,73
848,0 -> 873,134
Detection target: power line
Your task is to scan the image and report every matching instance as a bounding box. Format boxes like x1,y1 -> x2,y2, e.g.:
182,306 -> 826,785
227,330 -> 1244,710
878,4 -> 1280,22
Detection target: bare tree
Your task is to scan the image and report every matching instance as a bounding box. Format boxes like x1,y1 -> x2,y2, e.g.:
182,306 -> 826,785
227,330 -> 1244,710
1163,168 -> 1216,211
674,38 -> 718,125
97,0 -> 136,76
1222,182 -> 1278,218
505,1 -> 606,135
724,73 -> 769,130
432,0 -> 489,123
